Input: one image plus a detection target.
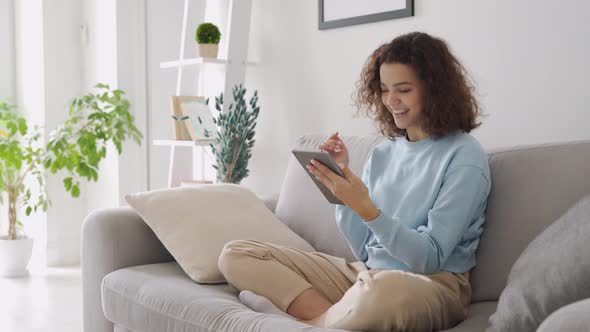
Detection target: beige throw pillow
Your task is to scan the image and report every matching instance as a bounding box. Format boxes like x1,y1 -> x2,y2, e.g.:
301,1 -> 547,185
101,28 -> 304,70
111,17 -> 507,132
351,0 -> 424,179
125,184 -> 315,284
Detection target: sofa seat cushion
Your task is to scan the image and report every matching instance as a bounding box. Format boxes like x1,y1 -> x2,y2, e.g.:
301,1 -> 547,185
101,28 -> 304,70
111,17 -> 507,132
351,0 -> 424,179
101,262 -> 347,332
102,262 -> 497,332
441,302 -> 497,332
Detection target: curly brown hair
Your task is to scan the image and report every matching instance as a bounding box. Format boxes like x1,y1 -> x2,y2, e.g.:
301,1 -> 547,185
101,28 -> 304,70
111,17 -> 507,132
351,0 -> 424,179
355,32 -> 482,140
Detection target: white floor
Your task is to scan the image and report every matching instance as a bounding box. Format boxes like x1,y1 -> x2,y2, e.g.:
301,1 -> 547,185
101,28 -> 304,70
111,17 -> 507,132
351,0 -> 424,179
0,266 -> 82,332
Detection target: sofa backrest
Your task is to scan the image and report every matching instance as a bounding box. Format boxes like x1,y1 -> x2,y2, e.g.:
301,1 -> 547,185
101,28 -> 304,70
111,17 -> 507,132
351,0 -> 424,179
274,134 -> 385,263
275,135 -> 590,302
471,140 -> 590,301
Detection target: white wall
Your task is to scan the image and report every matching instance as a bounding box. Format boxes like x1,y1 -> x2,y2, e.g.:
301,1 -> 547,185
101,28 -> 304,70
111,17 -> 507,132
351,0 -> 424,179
114,0 -> 150,205
4,0 -> 148,267
82,0 -> 120,215
83,0 -> 151,213
41,0 -> 87,266
0,0 -> 16,238
12,0 -> 48,271
9,0 -> 122,266
0,0 -> 15,99
236,0 -> 590,197
81,0 -> 152,261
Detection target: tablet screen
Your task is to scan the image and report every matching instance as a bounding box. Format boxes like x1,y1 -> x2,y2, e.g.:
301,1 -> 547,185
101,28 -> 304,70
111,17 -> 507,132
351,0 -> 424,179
291,149 -> 345,205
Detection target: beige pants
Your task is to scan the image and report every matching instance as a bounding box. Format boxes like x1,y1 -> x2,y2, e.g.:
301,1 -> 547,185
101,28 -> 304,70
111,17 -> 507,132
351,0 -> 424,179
218,240 -> 471,332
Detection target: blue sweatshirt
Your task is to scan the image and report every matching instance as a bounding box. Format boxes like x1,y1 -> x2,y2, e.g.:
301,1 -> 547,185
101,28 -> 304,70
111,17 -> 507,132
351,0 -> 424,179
335,131 -> 491,275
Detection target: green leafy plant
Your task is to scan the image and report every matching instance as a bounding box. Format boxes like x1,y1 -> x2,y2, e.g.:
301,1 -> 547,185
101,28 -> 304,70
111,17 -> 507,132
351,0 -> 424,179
197,84 -> 259,184
195,22 -> 221,44
0,83 -> 143,240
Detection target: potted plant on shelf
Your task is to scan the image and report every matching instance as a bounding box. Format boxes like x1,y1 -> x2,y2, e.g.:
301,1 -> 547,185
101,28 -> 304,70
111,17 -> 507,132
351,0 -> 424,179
198,84 -> 259,184
0,83 -> 143,277
195,22 -> 221,59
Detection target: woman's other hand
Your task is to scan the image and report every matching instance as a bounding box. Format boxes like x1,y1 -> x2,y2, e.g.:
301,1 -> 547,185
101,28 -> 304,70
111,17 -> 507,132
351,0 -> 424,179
306,160 -> 380,221
318,131 -> 350,168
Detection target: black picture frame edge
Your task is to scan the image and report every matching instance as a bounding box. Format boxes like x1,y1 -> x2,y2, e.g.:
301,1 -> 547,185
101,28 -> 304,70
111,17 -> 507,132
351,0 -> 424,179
318,0 -> 414,31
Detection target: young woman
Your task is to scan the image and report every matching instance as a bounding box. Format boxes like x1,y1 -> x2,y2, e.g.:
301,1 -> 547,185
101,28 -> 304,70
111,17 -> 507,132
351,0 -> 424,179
219,32 -> 491,332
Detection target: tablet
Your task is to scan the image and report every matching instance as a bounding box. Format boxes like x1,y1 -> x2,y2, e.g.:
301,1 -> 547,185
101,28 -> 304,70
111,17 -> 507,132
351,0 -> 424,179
291,148 -> 345,205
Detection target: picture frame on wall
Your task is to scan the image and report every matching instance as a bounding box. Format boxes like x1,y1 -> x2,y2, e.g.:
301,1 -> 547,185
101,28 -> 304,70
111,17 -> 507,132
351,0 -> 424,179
170,96 -> 217,141
318,0 -> 414,30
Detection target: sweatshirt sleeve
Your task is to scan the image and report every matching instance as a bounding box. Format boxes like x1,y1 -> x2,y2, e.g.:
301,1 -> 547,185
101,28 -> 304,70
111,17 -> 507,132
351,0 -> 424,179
334,153 -> 375,263
365,165 -> 490,274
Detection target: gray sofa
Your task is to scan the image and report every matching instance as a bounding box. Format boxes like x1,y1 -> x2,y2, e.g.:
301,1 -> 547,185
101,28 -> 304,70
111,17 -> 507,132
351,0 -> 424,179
82,135 -> 590,332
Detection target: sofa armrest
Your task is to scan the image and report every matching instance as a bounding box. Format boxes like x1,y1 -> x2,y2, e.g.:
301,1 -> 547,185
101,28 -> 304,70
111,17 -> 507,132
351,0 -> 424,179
81,206 -> 173,332
259,193 -> 280,213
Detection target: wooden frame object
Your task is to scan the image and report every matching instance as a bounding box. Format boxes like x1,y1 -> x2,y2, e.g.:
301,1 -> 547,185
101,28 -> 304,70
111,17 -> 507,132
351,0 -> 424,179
170,96 -> 216,141
318,0 -> 414,30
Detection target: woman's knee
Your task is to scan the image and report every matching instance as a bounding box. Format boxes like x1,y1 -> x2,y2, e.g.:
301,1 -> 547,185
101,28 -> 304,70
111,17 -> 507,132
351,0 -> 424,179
361,270 -> 430,314
325,270 -> 435,331
218,240 -> 269,280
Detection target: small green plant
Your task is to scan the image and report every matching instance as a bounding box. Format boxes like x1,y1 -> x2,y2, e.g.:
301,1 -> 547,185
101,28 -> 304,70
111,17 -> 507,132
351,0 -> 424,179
195,22 -> 221,44
197,84 -> 259,184
0,83 -> 143,240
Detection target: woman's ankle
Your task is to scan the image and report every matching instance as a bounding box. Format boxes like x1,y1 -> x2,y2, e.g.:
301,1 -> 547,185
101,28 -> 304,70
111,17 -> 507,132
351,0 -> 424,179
287,288 -> 333,320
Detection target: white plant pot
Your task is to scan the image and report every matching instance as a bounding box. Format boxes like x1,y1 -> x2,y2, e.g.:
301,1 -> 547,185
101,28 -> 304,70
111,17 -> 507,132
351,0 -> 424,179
0,236 -> 34,277
196,43 -> 219,58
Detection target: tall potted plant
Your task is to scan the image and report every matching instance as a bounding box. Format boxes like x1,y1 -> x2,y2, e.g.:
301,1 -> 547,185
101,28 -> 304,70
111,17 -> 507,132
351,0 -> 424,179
0,83 -> 143,276
195,22 -> 221,58
198,84 -> 259,184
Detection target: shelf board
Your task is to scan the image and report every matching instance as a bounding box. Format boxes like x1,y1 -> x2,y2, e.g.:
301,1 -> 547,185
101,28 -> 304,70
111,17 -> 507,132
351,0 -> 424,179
153,139 -> 215,147
160,57 -> 257,69
160,57 -> 230,69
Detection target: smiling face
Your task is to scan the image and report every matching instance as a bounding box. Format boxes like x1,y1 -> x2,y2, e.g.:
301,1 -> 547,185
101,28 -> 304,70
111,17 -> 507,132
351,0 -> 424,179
379,62 -> 428,141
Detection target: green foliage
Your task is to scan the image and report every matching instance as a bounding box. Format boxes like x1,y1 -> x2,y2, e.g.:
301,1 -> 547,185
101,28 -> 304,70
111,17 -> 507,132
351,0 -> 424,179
198,84 -> 259,184
0,101 -> 42,213
0,83 -> 143,239
195,22 -> 221,44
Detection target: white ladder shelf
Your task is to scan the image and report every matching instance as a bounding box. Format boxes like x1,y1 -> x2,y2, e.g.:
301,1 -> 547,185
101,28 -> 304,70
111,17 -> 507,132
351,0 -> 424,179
153,140 -> 215,187
153,0 -> 253,187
